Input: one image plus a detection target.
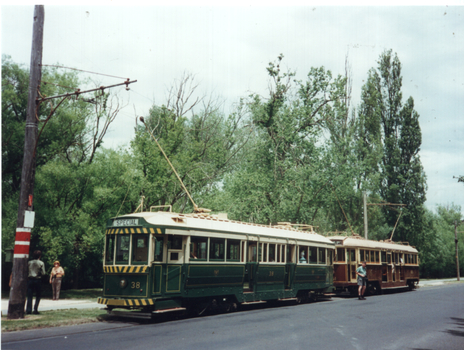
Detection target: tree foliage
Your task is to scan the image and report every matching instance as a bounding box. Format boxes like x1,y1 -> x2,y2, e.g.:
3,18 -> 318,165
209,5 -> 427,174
2,51 -> 461,288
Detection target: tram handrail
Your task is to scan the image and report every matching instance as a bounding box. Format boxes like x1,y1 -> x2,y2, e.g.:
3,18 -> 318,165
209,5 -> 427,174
150,205 -> 172,212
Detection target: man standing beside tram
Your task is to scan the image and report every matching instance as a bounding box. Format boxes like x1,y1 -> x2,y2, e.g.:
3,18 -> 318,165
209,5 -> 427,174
356,261 -> 368,300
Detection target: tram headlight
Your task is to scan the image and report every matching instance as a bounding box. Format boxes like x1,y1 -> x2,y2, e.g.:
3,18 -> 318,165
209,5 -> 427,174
119,278 -> 127,288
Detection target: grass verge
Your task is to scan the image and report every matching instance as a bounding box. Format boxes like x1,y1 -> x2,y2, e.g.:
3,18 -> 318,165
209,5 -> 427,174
1,308 -> 108,332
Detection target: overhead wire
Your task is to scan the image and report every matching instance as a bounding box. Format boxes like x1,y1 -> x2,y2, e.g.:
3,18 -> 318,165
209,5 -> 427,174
40,64 -> 129,80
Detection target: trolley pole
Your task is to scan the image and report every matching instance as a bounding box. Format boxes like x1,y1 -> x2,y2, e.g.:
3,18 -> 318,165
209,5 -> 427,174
363,191 -> 368,239
8,5 -> 44,319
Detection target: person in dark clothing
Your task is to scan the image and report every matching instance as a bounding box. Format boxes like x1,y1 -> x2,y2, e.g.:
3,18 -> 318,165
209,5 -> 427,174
26,250 -> 46,314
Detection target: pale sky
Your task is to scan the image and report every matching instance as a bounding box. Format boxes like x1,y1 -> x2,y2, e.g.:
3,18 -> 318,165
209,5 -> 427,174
2,2 -> 463,215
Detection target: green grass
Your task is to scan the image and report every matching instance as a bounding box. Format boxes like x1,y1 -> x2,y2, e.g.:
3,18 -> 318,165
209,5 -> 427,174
1,308 -> 108,332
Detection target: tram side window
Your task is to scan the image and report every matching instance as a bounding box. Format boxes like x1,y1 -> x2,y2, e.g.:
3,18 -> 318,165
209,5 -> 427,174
153,236 -> 164,262
276,244 -> 281,263
227,239 -> 241,261
360,250 -> 365,262
190,236 -> 207,260
299,246 -> 308,263
370,250 -> 375,263
375,251 -> 380,263
210,238 -> 225,261
387,254 -> 392,264
248,242 -> 257,262
319,248 -> 326,264
262,243 -> 268,263
336,248 -> 345,262
132,235 -> 149,264
116,235 -> 130,264
168,235 -> 183,250
269,244 -> 276,262
394,253 -> 399,264
309,246 -> 317,264
329,250 -> 333,265
381,251 -> 387,263
365,250 -> 370,262
348,249 -> 356,262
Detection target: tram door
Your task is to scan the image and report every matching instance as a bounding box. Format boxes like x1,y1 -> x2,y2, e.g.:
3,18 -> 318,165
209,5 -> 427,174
347,249 -> 357,283
244,242 -> 258,291
151,236 -> 164,295
285,245 -> 296,289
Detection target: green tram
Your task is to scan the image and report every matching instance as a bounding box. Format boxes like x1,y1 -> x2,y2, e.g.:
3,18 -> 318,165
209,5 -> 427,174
98,209 -> 335,318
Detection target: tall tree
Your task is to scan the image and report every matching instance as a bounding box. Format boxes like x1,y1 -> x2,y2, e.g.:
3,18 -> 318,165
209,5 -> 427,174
359,50 -> 427,244
219,55 -> 347,228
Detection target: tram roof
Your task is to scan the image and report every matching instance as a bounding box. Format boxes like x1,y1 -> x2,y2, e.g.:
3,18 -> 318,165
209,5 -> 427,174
327,235 -> 418,253
114,211 -> 334,246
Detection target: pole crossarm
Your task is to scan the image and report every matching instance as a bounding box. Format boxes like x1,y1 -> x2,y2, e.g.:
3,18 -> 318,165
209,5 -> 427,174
37,79 -> 137,102
366,203 -> 406,206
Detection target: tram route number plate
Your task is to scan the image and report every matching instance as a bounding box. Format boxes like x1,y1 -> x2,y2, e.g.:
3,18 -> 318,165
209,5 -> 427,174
113,219 -> 139,227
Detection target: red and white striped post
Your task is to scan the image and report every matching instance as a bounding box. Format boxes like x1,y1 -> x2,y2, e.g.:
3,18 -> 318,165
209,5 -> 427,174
14,228 -> 32,259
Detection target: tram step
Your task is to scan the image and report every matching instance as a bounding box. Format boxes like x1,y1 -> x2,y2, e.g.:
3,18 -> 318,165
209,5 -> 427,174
109,310 -> 152,319
241,300 -> 267,305
278,297 -> 298,301
152,307 -> 187,314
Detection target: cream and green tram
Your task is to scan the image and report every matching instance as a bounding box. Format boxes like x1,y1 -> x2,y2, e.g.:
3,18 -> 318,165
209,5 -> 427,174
98,210 -> 335,318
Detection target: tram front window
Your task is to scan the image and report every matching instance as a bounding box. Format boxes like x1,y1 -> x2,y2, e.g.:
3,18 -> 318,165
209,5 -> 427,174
105,236 -> 115,264
132,235 -> 149,264
116,235 -> 130,264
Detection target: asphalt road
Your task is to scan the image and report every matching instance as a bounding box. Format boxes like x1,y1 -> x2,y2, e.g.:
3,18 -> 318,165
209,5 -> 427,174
2,283 -> 463,350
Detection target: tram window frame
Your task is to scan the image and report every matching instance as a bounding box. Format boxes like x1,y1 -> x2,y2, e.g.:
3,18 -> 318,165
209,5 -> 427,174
319,247 -> 327,264
309,246 -> 317,264
299,246 -> 309,264
360,250 -> 365,262
153,236 -> 164,262
241,241 -> 246,262
276,244 -> 281,263
132,235 -> 149,265
349,249 -> 356,263
226,239 -> 241,262
370,250 -> 375,263
262,243 -> 268,263
375,251 -> 380,263
190,236 -> 208,261
336,248 -> 345,262
115,235 -> 131,265
248,242 -> 257,262
268,243 -> 276,262
381,251 -> 387,263
329,250 -> 334,265
210,238 -> 225,261
288,245 -> 296,263
387,253 -> 392,264
105,235 -> 115,265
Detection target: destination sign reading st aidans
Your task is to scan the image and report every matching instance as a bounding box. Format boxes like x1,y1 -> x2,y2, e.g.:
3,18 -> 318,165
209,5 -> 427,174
113,219 -> 139,227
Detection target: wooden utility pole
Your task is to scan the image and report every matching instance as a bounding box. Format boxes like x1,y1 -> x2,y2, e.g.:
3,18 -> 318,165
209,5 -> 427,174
8,5 -> 44,319
455,220 -> 463,282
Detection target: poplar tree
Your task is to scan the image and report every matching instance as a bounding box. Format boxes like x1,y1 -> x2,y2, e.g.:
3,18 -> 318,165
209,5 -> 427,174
359,50 -> 426,245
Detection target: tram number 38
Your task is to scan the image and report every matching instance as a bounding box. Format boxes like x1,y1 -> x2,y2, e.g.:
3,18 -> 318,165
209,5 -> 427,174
131,282 -> 141,289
